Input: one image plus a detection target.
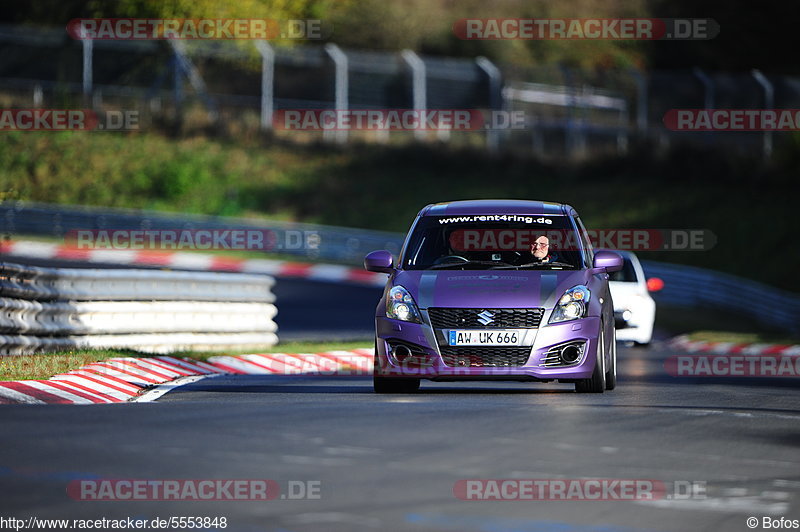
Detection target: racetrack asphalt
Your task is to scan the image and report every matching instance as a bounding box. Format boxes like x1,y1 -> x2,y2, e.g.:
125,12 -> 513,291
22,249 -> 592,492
1,344 -> 798,532
2,255 -> 798,531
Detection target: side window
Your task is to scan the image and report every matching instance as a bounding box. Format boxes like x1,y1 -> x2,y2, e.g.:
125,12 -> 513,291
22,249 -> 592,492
573,216 -> 594,267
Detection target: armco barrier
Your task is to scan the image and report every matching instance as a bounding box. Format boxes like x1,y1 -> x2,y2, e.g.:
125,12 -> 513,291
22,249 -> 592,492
641,260 -> 800,334
0,262 -> 278,355
0,201 -> 405,265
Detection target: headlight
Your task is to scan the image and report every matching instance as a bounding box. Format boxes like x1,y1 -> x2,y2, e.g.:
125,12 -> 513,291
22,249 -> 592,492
549,285 -> 591,323
386,285 -> 421,323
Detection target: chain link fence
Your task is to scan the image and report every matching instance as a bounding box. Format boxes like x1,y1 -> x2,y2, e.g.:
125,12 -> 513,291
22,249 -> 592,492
2,23 -> 799,159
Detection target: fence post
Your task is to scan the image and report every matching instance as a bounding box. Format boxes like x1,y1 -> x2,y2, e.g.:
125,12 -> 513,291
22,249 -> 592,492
401,49 -> 427,142
752,69 -> 774,161
629,67 -> 648,136
324,43 -> 349,144
256,40 -> 275,132
476,56 -> 502,153
81,34 -> 93,106
559,65 -> 583,159
172,52 -> 183,127
33,85 -> 43,107
168,40 -> 218,123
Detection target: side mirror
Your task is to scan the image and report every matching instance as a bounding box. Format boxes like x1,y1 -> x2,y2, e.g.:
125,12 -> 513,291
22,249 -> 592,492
593,250 -> 623,273
364,250 -> 394,273
646,277 -> 664,292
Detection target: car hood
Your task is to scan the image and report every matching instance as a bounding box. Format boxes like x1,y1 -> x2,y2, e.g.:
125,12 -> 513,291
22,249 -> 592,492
393,269 -> 593,309
609,281 -> 652,308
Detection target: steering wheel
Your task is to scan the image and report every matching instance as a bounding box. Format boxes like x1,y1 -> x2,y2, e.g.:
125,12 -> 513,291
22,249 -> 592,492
433,255 -> 470,265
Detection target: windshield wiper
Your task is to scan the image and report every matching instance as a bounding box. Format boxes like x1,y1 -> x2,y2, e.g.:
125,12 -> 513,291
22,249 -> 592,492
428,260 -> 501,270
494,261 -> 578,270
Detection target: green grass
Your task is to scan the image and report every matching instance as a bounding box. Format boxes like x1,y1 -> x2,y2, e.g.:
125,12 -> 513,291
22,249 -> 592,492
2,131 -> 798,291
0,341 -> 371,381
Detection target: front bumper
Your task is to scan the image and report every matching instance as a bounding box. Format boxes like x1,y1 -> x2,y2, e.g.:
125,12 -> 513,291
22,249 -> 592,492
375,314 -> 601,381
614,307 -> 654,343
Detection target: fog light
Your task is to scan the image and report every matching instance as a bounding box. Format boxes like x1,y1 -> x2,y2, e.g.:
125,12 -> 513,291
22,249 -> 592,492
392,344 -> 412,362
560,344 -> 581,364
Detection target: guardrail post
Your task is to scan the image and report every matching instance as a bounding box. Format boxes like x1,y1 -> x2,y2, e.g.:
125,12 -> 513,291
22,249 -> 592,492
324,43 -> 349,144
256,40 -> 275,132
401,49 -> 427,142
693,67 -> 714,110
617,107 -> 629,155
752,69 -> 774,161
693,67 -> 714,144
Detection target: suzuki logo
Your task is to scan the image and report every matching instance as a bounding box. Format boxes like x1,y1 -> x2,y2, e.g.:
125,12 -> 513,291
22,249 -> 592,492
477,310 -> 495,325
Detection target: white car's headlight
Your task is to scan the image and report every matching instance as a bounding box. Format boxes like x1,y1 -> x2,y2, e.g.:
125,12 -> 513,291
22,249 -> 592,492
386,285 -> 421,323
549,285 -> 591,323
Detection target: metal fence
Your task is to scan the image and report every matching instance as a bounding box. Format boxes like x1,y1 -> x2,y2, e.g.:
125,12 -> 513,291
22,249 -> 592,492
1,23 -> 798,159
0,261 -> 279,355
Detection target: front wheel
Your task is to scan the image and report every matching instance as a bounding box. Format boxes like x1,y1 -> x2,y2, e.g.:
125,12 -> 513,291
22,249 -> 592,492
575,325 -> 606,393
373,341 -> 420,393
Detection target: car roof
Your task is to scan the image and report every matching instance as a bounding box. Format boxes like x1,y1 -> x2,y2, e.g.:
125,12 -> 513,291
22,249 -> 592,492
420,199 -> 573,217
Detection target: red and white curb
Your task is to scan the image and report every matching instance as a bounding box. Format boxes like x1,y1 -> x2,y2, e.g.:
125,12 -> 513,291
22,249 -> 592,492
0,350 -> 375,405
0,240 -> 387,287
669,335 -> 800,356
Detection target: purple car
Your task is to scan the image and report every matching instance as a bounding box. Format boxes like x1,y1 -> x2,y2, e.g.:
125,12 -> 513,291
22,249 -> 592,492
364,199 -> 624,393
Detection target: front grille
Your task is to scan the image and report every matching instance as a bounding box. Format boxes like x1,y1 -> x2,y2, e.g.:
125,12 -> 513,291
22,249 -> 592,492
440,346 -> 532,367
429,308 -> 544,329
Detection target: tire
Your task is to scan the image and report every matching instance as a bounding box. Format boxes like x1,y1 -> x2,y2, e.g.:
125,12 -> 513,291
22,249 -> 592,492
575,325 -> 606,393
605,326 -> 617,391
372,340 -> 420,393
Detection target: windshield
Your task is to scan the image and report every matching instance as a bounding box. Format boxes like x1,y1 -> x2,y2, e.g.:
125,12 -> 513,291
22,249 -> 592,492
401,214 -> 586,270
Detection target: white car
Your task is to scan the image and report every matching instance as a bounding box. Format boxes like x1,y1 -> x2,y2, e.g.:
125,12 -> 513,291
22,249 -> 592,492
605,250 -> 660,346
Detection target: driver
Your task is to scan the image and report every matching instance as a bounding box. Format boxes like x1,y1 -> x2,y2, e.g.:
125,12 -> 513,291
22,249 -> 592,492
530,235 -> 557,263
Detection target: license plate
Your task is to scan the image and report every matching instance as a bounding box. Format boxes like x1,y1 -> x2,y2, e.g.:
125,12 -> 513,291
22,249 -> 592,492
448,330 -> 523,346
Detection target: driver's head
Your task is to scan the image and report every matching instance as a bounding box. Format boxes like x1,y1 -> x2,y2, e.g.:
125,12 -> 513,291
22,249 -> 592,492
531,236 -> 550,259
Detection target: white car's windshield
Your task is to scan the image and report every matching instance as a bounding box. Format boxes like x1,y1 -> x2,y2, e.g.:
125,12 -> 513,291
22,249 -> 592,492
608,258 -> 638,282
402,214 -> 587,270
